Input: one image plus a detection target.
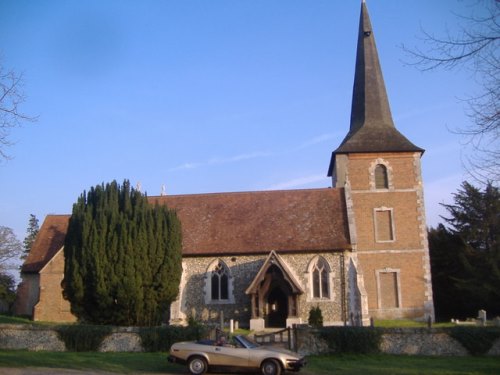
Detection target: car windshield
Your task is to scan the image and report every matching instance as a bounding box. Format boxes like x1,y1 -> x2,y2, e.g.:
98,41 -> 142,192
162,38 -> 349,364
235,335 -> 260,349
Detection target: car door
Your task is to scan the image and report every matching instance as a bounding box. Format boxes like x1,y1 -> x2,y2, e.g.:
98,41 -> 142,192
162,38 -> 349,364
209,345 -> 250,367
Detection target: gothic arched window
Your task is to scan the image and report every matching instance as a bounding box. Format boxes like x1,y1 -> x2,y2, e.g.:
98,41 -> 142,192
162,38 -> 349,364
211,261 -> 229,300
375,164 -> 389,189
312,257 -> 330,299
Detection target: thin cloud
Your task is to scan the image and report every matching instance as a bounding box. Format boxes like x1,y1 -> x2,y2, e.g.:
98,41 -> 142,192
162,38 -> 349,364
169,132 -> 340,172
267,174 -> 329,190
169,151 -> 272,171
296,133 -> 340,150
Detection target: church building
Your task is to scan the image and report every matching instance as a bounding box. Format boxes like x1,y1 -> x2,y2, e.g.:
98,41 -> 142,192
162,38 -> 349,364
15,2 -> 434,328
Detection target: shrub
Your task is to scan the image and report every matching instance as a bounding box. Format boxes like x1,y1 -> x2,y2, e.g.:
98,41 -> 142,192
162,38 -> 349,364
319,326 -> 382,354
55,324 -> 113,351
308,306 -> 323,328
449,326 -> 500,355
139,325 -> 208,352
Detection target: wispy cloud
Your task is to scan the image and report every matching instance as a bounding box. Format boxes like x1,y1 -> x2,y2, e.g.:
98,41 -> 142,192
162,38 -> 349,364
169,132 -> 340,172
296,133 -> 340,150
267,174 -> 329,190
169,151 -> 272,171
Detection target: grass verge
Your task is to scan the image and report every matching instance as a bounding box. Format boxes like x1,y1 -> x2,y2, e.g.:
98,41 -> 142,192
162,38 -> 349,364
303,354 -> 500,375
1,351 -> 500,374
0,315 -> 34,325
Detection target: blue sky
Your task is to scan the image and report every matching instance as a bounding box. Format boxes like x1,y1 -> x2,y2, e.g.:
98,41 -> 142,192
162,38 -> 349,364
0,1 -> 479,251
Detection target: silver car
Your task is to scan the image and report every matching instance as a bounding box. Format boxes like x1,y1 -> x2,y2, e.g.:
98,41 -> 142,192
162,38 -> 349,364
168,334 -> 306,375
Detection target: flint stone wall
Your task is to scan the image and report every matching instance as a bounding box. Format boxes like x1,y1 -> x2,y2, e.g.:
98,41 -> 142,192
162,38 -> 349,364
0,324 -> 141,352
294,327 -> 499,357
177,252 -> 344,327
1,324 -> 499,356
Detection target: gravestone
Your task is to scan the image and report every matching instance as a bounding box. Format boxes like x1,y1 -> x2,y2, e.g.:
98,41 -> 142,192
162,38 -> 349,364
478,310 -> 487,326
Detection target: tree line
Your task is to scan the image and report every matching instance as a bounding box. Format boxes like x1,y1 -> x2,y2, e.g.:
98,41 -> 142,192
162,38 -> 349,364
429,181 -> 500,321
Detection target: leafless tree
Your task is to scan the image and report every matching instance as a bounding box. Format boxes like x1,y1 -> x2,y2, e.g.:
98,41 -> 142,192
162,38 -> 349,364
0,62 -> 37,161
403,0 -> 499,184
0,226 -> 22,273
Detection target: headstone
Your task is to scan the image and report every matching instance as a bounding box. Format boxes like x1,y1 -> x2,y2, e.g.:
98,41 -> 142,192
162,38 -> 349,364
478,310 -> 487,326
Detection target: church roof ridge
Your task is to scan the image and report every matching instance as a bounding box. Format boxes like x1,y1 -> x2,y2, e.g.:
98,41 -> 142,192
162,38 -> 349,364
148,186 -> 337,200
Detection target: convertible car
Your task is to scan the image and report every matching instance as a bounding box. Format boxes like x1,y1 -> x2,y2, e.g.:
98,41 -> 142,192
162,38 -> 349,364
168,334 -> 306,375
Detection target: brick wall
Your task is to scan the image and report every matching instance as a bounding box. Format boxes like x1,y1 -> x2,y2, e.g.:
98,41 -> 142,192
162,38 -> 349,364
342,151 -> 433,321
34,250 -> 76,323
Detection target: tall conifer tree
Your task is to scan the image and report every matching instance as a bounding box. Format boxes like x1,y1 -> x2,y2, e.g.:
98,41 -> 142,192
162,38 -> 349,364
22,214 -> 39,260
429,181 -> 500,320
63,180 -> 182,326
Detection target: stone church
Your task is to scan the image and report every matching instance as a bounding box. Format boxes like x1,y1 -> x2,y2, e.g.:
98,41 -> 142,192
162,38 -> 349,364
15,2 -> 434,329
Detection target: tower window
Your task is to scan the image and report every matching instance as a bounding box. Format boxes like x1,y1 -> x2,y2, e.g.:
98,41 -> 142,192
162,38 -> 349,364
374,208 -> 395,242
376,268 -> 401,309
375,164 -> 389,189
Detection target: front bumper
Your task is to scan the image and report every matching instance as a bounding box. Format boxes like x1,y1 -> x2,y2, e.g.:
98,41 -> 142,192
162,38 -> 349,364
286,357 -> 307,371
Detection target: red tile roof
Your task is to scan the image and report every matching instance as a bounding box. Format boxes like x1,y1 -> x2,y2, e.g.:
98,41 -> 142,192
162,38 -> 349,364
22,215 -> 69,273
22,188 -> 350,272
151,188 -> 350,256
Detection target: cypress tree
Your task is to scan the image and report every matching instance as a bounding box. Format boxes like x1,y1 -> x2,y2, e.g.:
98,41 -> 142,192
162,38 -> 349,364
63,180 -> 182,326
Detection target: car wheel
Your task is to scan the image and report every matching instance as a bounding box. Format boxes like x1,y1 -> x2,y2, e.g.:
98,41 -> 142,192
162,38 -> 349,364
261,359 -> 282,375
188,356 -> 207,375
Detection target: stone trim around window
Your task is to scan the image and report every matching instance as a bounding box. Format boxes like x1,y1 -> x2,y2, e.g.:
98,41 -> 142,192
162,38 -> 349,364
373,207 -> 396,243
305,255 -> 335,302
375,268 -> 402,309
204,259 -> 235,305
369,158 -> 393,190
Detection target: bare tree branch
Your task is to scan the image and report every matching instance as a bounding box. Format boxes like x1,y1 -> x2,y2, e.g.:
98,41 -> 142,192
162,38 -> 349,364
402,0 -> 500,184
0,226 -> 23,273
0,62 -> 38,161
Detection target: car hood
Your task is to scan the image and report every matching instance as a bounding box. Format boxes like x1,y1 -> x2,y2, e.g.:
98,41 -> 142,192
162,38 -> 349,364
259,345 -> 302,357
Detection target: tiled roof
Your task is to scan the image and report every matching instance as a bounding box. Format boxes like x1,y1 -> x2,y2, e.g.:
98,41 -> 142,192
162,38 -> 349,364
22,188 -> 350,272
22,215 -> 69,273
151,188 -> 350,256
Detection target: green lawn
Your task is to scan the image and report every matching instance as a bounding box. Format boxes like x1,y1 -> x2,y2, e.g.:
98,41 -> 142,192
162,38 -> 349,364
373,319 -> 454,328
0,315 -> 34,324
0,351 -> 499,374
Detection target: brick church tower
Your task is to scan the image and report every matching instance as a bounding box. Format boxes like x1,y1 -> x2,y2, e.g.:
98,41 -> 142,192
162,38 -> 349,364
328,1 -> 434,322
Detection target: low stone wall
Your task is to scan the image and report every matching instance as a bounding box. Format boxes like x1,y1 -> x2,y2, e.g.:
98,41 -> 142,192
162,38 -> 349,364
294,327 -> 500,356
1,324 -> 500,356
0,324 -> 142,352
0,324 -> 66,351
380,329 -> 468,356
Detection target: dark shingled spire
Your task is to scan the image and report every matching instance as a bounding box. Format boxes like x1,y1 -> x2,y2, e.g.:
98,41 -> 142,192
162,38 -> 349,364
328,1 -> 423,176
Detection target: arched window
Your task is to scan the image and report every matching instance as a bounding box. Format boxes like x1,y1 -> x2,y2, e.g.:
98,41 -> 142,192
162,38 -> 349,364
375,164 -> 389,189
211,261 -> 229,300
311,257 -> 330,299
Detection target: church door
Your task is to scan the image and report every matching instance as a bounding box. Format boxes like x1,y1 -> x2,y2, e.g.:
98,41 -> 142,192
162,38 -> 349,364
266,286 -> 288,328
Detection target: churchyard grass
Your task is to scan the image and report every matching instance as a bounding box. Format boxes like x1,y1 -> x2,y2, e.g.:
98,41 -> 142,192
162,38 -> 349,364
1,351 -> 500,374
0,315 -> 33,324
374,319 -> 454,328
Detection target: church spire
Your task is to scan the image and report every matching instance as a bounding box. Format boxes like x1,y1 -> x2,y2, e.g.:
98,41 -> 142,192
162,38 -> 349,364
350,0 -> 394,134
328,1 -> 423,177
